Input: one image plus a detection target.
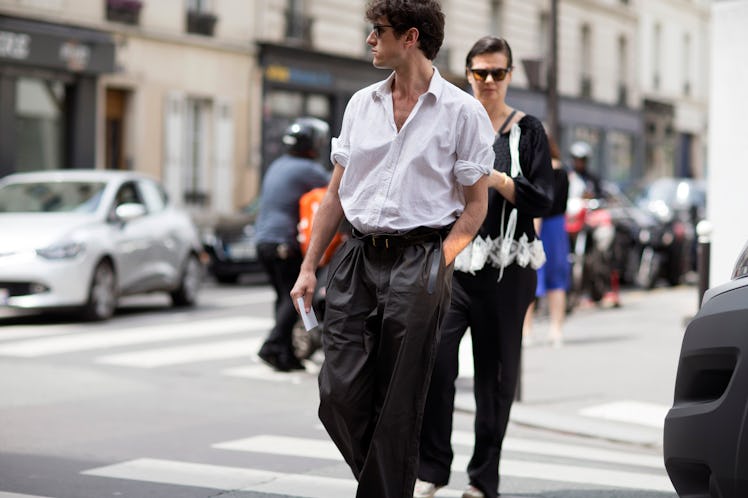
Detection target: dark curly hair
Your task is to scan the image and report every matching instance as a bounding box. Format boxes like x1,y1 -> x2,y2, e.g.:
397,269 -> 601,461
365,0 -> 445,60
465,36 -> 513,70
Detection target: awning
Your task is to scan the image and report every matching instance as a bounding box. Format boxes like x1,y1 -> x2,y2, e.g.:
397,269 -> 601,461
0,15 -> 115,75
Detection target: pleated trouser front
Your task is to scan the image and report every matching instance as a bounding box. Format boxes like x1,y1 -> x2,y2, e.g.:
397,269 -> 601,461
318,236 -> 453,498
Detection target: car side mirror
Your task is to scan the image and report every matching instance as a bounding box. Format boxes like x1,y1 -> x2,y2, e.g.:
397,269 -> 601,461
115,203 -> 147,222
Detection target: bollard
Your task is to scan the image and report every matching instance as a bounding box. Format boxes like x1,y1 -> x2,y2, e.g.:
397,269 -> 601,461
696,220 -> 712,309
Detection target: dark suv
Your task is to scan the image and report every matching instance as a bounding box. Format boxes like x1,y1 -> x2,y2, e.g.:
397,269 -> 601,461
664,241 -> 748,497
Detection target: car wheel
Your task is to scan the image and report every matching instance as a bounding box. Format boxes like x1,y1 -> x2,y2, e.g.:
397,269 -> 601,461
82,260 -> 117,321
171,253 -> 202,307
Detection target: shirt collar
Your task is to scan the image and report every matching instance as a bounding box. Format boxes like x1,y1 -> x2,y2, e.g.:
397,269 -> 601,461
372,66 -> 444,102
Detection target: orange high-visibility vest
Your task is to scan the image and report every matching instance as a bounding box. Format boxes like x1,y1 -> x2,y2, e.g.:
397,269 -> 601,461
298,187 -> 344,267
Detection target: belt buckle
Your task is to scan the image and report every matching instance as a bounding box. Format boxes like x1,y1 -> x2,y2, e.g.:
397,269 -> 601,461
371,235 -> 390,249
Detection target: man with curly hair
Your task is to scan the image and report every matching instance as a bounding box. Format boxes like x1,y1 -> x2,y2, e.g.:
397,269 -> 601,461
290,1 -> 495,496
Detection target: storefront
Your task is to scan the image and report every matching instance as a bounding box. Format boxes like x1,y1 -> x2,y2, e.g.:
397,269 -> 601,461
258,43 -> 382,174
508,87 -> 644,186
0,16 -> 115,177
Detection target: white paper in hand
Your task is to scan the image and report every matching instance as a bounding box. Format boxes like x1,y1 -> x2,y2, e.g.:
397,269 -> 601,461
296,296 -> 319,331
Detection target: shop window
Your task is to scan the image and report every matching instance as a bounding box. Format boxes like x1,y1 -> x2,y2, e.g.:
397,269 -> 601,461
106,0 -> 142,25
187,0 -> 217,36
262,90 -> 331,173
607,131 -> 634,184
15,77 -> 65,172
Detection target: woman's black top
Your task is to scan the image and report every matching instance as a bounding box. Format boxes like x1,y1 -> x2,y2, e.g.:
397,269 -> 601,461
460,114 -> 554,289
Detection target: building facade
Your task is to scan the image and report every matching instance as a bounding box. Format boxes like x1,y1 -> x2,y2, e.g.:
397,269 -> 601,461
638,0 -> 710,181
0,0 -> 711,215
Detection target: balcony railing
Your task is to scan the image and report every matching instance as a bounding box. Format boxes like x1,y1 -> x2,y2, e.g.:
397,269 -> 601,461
187,9 -> 218,37
106,0 -> 142,25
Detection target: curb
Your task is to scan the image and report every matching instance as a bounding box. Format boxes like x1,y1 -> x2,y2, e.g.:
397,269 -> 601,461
454,392 -> 663,449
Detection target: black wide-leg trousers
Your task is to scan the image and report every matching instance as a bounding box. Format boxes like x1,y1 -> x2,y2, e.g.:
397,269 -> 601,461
418,264 -> 536,498
319,236 -> 453,498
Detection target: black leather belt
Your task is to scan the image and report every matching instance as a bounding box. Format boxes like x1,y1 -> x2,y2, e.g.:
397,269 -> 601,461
352,225 -> 452,249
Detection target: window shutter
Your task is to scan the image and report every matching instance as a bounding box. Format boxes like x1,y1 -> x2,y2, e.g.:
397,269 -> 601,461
163,92 -> 185,206
213,99 -> 234,213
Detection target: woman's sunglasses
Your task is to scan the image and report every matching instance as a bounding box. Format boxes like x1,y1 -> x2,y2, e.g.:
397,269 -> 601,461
469,67 -> 512,82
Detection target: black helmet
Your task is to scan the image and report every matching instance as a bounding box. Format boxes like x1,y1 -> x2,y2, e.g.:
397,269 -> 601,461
282,117 -> 330,158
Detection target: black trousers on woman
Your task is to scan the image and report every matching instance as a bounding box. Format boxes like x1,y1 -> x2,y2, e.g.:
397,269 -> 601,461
418,263 -> 537,498
319,231 -> 453,498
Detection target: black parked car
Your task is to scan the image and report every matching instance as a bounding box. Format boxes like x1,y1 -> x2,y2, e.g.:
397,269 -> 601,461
663,241 -> 748,498
633,177 -> 706,284
201,202 -> 263,284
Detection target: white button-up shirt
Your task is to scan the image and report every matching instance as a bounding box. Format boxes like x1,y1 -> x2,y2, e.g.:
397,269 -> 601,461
331,67 -> 496,234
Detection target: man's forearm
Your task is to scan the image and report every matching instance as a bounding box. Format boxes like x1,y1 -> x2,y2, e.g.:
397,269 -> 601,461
442,176 -> 489,265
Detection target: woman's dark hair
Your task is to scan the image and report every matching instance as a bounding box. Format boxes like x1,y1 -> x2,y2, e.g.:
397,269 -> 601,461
366,0 -> 445,60
465,36 -> 513,69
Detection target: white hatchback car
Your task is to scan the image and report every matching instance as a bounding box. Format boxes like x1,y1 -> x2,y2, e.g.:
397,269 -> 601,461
0,170 -> 204,320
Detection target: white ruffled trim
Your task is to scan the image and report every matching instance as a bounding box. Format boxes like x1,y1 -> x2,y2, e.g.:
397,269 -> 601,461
454,234 -> 546,275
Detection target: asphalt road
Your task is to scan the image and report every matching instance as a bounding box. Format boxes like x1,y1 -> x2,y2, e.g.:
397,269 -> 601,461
0,279 -> 686,498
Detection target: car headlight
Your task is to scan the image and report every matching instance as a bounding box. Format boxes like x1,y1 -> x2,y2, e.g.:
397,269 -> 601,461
36,241 -> 86,260
731,241 -> 748,280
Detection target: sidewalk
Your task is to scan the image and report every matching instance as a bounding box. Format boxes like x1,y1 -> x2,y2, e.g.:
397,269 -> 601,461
454,285 -> 699,448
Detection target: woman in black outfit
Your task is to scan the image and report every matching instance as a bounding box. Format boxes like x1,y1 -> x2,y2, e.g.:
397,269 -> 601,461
414,36 -> 554,498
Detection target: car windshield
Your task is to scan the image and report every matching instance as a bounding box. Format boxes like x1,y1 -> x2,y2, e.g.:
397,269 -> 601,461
0,181 -> 106,214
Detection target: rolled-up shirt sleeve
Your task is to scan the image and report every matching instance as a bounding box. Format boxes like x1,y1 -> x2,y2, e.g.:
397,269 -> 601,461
330,94 -> 357,168
453,101 -> 496,186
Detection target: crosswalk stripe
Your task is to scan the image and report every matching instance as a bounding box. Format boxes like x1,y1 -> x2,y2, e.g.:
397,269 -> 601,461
0,327 -> 78,342
214,433 -> 663,471
213,434 -> 672,491
579,400 -> 669,429
81,458 -> 467,498
0,316 -> 272,357
222,363 -> 320,383
498,458 -> 672,492
0,493 -> 54,498
201,289 -> 275,307
95,338 -> 264,367
452,430 -> 664,469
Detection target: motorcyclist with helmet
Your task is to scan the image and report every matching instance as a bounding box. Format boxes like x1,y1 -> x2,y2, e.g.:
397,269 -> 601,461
568,140 -> 603,200
255,117 -> 331,372
565,140 -> 622,307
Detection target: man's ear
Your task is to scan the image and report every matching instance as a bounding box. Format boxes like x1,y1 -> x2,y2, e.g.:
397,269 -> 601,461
404,27 -> 419,49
